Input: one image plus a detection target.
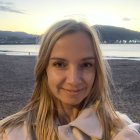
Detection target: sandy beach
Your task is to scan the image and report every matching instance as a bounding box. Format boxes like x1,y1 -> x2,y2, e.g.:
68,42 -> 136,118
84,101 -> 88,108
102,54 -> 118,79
0,55 -> 140,123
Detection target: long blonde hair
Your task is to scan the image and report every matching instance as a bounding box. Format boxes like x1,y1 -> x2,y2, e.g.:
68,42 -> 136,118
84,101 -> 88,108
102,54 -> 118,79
0,19 -> 125,140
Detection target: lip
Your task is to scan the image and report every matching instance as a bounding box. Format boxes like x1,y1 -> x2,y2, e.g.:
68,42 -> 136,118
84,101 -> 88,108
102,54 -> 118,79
61,88 -> 85,94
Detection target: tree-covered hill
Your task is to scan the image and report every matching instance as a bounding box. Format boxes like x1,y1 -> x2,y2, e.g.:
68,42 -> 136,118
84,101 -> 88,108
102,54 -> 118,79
0,31 -> 40,44
0,25 -> 140,44
94,25 -> 140,44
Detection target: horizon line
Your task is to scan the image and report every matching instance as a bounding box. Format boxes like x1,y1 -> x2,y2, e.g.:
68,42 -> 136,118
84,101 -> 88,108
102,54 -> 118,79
0,24 -> 140,35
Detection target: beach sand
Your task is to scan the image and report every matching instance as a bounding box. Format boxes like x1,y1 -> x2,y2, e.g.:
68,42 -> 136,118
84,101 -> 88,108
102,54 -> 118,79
0,55 -> 140,123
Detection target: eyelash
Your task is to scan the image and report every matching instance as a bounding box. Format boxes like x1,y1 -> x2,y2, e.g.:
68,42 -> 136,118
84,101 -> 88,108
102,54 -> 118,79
53,61 -> 66,68
52,62 -> 94,69
80,63 -> 93,68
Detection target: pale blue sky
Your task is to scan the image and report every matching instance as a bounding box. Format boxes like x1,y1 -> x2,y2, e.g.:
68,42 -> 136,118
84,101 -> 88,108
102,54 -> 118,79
0,0 -> 140,34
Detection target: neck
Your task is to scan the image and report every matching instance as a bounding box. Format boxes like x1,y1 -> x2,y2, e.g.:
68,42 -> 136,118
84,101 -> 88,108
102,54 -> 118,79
56,102 -> 82,125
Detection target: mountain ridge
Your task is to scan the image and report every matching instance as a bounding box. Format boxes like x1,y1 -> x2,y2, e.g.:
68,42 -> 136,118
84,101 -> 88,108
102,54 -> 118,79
0,25 -> 140,44
93,25 -> 140,43
0,30 -> 40,44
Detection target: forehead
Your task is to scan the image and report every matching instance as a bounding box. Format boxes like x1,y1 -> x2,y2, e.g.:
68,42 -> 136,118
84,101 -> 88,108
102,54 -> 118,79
50,32 -> 95,59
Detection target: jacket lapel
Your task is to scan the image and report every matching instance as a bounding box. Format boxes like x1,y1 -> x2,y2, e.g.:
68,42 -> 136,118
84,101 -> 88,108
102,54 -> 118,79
58,107 -> 102,140
70,108 -> 102,139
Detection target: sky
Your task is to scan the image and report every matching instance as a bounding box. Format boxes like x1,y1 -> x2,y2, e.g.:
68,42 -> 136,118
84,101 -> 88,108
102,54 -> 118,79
0,0 -> 140,35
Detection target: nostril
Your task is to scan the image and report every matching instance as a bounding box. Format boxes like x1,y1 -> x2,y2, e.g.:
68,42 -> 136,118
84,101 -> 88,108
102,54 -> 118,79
66,76 -> 82,86
66,67 -> 82,85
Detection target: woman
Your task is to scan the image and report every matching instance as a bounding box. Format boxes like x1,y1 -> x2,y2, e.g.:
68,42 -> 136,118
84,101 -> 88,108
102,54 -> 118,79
0,19 -> 140,140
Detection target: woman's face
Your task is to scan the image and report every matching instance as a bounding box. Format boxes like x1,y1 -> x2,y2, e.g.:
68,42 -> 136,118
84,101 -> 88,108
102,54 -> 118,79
46,32 -> 96,106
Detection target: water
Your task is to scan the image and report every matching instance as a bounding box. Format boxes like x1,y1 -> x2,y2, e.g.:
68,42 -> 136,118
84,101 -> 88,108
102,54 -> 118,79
0,44 -> 140,60
0,44 -> 39,56
101,44 -> 140,58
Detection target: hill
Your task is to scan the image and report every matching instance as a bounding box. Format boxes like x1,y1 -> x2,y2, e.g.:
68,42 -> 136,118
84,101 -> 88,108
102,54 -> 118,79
94,25 -> 140,44
0,31 -> 40,44
0,25 -> 140,44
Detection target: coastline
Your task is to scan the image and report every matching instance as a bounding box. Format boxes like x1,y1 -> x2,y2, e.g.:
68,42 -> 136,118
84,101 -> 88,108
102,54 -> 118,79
0,55 -> 140,123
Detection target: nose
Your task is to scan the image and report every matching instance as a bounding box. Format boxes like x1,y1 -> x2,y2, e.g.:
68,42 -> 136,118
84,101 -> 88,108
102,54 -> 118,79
66,66 -> 82,86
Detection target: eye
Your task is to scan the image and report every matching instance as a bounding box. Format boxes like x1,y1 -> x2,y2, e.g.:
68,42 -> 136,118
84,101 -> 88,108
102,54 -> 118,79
80,62 -> 93,68
52,61 -> 67,68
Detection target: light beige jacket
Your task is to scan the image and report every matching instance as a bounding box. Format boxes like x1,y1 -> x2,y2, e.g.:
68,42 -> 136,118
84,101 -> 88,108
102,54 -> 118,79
0,108 -> 140,140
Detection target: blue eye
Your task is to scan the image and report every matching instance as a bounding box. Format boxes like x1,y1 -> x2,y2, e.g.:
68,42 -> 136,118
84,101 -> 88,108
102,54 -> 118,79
53,61 -> 66,68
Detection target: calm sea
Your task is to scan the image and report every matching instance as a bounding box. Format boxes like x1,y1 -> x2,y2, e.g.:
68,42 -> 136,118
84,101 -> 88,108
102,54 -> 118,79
0,44 -> 140,60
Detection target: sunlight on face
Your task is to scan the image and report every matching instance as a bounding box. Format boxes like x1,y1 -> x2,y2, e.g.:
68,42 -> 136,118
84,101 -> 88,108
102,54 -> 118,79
47,32 -> 96,106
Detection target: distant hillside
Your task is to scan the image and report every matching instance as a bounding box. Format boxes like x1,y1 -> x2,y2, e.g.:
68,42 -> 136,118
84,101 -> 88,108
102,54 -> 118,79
0,26 -> 140,44
94,25 -> 140,44
0,31 -> 40,44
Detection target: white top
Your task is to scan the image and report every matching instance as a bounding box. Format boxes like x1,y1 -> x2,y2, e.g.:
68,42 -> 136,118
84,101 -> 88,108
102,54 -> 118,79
0,108 -> 140,140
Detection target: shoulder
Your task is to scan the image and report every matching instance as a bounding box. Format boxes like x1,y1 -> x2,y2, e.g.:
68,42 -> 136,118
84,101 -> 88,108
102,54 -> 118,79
0,122 -> 32,140
113,123 -> 140,140
113,112 -> 140,140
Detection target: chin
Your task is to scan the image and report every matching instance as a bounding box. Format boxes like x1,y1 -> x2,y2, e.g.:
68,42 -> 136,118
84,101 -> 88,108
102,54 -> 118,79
61,98 -> 85,107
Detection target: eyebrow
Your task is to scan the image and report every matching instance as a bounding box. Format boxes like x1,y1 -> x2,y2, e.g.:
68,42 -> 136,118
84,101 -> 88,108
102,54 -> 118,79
81,57 -> 95,61
50,57 -> 95,61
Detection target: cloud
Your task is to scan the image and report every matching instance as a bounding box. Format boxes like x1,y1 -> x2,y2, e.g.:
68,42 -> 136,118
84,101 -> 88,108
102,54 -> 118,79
122,17 -> 131,21
0,1 -> 25,14
0,5 -> 24,14
122,17 -> 140,21
0,1 -> 13,5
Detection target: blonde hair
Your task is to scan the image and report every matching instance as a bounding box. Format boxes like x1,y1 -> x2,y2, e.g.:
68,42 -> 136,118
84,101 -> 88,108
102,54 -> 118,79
0,19 -> 125,140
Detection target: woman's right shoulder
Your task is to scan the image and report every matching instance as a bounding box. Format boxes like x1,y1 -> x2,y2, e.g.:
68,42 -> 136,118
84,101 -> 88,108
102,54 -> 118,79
0,121 -> 31,140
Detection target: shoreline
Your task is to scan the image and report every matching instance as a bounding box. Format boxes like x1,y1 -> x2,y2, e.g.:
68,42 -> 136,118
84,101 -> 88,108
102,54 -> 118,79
0,55 -> 140,123
1,52 -> 140,61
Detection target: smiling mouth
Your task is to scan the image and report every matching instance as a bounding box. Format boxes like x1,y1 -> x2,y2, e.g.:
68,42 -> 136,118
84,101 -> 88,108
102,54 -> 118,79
62,88 -> 85,94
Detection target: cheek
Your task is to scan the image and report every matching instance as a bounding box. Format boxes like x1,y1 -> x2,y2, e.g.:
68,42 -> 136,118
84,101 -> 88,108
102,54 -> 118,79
47,69 -> 64,88
84,71 -> 96,86
47,71 -> 57,85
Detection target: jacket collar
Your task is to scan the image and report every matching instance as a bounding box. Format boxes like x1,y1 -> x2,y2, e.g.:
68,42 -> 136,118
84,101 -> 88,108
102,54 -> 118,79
58,107 -> 103,139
